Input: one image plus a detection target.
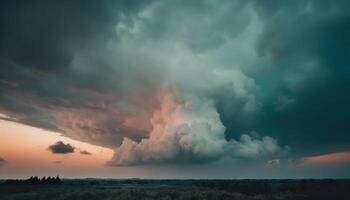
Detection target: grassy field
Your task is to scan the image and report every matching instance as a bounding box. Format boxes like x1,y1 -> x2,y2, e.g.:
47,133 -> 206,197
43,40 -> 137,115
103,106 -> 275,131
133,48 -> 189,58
0,179 -> 349,200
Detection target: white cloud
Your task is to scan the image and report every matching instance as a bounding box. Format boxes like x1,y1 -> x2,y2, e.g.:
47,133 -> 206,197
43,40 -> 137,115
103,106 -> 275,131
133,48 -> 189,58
109,90 -> 287,166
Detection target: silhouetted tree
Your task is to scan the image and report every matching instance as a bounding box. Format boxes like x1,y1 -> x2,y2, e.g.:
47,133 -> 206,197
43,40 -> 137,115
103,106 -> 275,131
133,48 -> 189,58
2,176 -> 62,185
54,176 -> 62,184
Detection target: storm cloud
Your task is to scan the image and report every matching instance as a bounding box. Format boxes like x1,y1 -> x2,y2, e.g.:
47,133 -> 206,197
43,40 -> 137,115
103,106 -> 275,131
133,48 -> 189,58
109,91 -> 286,166
251,0 -> 350,155
0,0 -> 349,166
48,141 -> 75,154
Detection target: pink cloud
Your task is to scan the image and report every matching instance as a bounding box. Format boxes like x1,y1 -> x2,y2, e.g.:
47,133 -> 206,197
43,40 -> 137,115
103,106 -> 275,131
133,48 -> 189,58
302,151 -> 350,166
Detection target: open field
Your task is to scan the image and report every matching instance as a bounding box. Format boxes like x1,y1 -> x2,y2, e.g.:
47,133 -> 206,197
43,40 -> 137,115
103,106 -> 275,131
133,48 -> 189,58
0,179 -> 349,200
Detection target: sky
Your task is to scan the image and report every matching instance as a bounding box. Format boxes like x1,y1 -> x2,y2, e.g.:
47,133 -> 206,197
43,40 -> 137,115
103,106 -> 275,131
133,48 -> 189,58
0,0 -> 350,179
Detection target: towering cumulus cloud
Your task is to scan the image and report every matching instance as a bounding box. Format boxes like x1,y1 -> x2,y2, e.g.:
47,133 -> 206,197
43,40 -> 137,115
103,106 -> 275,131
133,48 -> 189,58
110,89 -> 285,165
0,0 -> 349,166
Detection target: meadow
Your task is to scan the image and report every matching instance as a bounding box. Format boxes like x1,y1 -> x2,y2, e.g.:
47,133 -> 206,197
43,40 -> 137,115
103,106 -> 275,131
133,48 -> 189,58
0,179 -> 349,200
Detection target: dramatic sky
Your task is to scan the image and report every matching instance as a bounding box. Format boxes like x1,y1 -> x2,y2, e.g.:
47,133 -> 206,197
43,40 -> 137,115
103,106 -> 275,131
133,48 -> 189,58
0,0 -> 350,179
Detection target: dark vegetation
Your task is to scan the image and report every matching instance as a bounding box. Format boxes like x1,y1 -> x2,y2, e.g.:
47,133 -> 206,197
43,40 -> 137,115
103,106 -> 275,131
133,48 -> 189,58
0,178 -> 349,200
1,176 -> 62,185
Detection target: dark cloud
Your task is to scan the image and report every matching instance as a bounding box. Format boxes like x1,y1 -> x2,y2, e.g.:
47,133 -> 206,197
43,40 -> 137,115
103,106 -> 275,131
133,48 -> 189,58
0,0 -> 349,168
248,0 -> 350,156
217,0 -> 350,157
0,0 -> 153,72
1,0 -> 107,71
0,0 -> 155,148
48,141 -> 75,154
80,150 -> 92,155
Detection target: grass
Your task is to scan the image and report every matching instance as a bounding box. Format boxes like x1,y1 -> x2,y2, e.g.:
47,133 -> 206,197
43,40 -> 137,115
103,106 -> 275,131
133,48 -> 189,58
0,179 -> 349,200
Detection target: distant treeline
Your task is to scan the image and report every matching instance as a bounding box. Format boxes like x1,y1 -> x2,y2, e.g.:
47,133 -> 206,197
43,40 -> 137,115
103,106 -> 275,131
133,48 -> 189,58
1,176 -> 62,185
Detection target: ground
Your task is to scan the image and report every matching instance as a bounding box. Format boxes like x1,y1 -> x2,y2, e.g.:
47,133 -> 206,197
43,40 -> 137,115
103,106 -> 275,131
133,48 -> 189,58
0,179 -> 349,200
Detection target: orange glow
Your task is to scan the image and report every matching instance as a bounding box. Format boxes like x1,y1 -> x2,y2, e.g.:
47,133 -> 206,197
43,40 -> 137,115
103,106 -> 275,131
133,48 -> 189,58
149,88 -> 184,139
302,151 -> 350,166
0,118 -> 113,174
0,115 -> 154,179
